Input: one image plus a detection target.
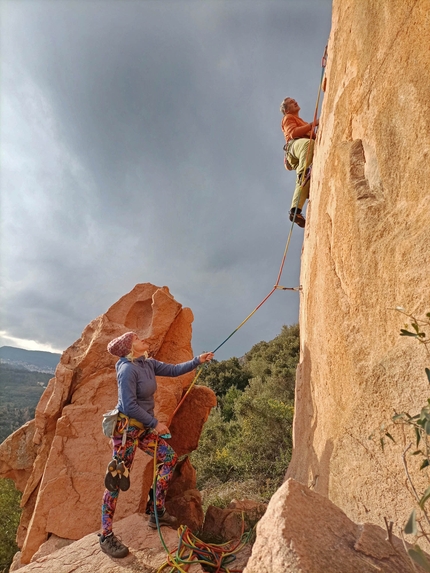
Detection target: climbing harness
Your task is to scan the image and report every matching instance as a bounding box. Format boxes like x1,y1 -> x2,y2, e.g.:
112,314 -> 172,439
149,44 -> 329,572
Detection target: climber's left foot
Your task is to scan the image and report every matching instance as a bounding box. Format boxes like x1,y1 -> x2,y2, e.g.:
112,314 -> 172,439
148,509 -> 178,529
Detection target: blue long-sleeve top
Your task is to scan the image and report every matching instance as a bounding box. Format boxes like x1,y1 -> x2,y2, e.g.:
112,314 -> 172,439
115,355 -> 201,429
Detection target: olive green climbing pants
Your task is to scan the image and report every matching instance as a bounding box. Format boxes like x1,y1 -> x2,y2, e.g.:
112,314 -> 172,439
287,138 -> 314,210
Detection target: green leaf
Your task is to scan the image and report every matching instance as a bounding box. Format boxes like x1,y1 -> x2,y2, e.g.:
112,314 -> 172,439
426,420 -> 430,436
416,426 -> 422,447
420,459 -> 430,470
400,329 -> 418,337
392,413 -> 405,422
380,437 -> 385,452
412,322 -> 420,333
419,486 -> 430,509
408,546 -> 430,572
404,509 -> 417,535
412,450 -> 423,455
426,312 -> 430,318
426,368 -> 430,384
385,432 -> 395,443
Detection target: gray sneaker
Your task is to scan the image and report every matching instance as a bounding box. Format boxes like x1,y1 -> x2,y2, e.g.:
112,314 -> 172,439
148,509 -> 178,529
98,533 -> 129,558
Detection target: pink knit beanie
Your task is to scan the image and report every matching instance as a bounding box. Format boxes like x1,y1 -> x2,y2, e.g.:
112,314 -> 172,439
107,332 -> 136,357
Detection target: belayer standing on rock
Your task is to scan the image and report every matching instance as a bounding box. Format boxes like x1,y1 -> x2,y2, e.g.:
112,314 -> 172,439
281,97 -> 319,228
98,331 -> 213,558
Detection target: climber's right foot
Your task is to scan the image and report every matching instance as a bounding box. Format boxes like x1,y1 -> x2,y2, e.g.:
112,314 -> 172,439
98,532 -> 129,558
289,209 -> 306,228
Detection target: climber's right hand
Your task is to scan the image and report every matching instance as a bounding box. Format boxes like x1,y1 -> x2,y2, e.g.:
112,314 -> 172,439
155,422 -> 170,435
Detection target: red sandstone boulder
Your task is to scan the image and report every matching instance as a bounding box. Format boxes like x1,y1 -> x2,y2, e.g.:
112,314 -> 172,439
10,511 -> 253,573
202,499 -> 266,542
10,513 -> 205,572
244,478 -> 428,573
0,420 -> 37,492
166,488 -> 204,532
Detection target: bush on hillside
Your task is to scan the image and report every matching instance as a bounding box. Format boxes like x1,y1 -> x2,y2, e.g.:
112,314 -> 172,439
0,478 -> 21,573
192,324 -> 299,493
198,357 -> 252,397
245,324 -> 299,400
0,363 -> 50,443
192,375 -> 294,489
230,376 -> 294,478
218,386 -> 242,422
0,406 -> 35,444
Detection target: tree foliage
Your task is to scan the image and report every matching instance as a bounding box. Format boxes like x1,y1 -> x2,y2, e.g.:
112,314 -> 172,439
0,364 -> 50,443
192,324 -> 299,491
198,357 -> 252,397
245,324 -> 299,400
0,406 -> 35,444
0,478 -> 22,573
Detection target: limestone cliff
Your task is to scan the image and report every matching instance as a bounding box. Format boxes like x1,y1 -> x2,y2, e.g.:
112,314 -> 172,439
0,284 -> 216,564
287,0 -> 430,535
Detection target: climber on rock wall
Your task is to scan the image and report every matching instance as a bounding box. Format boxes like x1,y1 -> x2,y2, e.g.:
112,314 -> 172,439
98,331 -> 213,559
281,97 -> 319,228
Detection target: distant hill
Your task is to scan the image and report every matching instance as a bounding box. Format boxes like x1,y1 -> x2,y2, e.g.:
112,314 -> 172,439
0,347 -> 61,442
0,363 -> 53,443
0,346 -> 61,374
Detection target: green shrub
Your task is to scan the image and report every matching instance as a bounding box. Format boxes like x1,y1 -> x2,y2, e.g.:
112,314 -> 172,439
192,409 -> 239,485
218,386 -> 243,422
0,478 -> 22,573
198,357 -> 252,397
193,375 -> 296,488
245,324 -> 299,396
229,376 -> 294,479
193,324 -> 299,492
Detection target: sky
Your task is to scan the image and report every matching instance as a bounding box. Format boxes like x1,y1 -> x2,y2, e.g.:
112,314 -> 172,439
0,0 -> 332,360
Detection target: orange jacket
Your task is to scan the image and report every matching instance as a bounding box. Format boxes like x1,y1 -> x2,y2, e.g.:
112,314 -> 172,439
281,114 -> 313,142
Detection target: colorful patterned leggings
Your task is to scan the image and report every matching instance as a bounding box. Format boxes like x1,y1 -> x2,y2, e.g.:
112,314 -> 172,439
101,424 -> 177,536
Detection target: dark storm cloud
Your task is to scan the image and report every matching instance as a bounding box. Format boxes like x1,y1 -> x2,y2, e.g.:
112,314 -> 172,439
1,0 -> 332,357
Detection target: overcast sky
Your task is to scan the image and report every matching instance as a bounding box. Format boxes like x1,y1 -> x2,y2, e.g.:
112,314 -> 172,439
0,0 -> 332,360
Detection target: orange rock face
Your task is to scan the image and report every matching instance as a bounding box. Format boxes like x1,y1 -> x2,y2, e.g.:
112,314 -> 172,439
0,284 -> 216,564
285,0 -> 430,545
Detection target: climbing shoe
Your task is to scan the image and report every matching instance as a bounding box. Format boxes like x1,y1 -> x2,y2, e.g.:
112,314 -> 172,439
104,458 -> 120,492
289,208 -> 306,228
116,461 -> 130,492
98,532 -> 129,558
148,509 -> 178,529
